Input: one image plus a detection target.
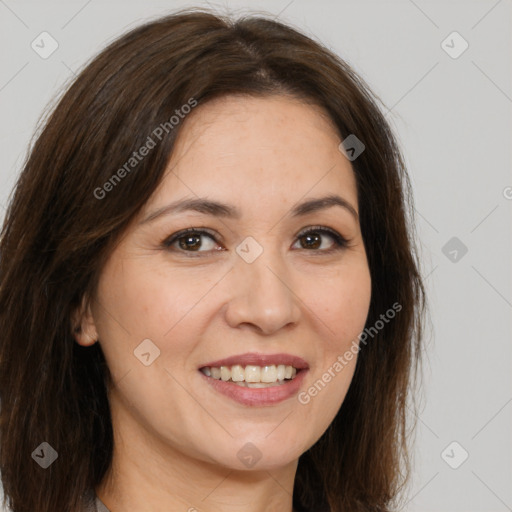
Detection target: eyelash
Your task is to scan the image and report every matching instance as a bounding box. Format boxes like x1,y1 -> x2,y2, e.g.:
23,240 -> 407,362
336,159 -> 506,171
162,226 -> 350,257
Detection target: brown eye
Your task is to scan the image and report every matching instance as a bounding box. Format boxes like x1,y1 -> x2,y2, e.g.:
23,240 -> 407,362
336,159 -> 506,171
293,227 -> 349,252
162,226 -> 349,257
163,228 -> 220,254
177,233 -> 205,251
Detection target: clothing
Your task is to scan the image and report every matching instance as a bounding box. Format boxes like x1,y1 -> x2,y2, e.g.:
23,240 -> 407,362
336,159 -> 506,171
82,489 -> 110,512
95,495 -> 111,512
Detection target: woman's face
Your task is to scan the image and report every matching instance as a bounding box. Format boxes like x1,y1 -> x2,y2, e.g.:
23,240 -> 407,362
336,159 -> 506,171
79,94 -> 371,472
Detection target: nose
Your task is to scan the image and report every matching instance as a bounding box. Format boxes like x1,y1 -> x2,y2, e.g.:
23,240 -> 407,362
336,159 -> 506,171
224,247 -> 301,335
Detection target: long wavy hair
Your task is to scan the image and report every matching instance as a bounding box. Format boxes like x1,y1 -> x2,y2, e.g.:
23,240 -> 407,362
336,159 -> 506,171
0,9 -> 426,512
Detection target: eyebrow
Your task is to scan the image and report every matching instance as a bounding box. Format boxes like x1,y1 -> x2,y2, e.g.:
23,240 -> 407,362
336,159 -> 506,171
140,194 -> 358,225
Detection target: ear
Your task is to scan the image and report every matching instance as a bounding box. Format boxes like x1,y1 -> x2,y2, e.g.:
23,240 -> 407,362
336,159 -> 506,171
71,295 -> 98,346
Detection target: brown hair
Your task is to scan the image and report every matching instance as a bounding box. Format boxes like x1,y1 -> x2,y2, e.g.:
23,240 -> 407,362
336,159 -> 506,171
0,8 -> 426,512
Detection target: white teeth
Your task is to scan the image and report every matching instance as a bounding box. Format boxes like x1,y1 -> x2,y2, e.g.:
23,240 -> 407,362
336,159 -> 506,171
231,364 -> 244,382
236,381 -> 288,388
220,366 -> 230,381
261,365 -> 277,382
244,365 -> 261,382
200,364 -> 299,383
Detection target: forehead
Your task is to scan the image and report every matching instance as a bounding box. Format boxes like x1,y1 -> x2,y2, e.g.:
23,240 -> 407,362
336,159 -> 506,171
145,94 -> 358,215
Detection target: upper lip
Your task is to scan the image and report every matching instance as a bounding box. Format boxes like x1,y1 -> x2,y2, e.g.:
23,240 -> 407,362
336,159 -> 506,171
199,352 -> 309,370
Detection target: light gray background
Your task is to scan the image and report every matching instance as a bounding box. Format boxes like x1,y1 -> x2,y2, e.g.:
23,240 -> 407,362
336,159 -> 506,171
1,1 -> 511,511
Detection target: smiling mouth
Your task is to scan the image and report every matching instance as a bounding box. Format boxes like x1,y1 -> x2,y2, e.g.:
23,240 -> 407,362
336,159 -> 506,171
200,364 -> 300,388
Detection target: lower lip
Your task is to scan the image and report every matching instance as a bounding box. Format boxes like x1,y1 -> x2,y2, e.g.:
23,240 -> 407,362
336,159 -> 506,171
199,369 -> 308,406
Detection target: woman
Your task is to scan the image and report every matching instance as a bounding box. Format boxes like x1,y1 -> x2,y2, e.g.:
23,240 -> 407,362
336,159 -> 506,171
0,9 -> 426,512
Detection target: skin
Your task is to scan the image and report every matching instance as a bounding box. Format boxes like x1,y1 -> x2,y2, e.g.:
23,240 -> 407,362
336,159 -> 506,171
74,94 -> 372,512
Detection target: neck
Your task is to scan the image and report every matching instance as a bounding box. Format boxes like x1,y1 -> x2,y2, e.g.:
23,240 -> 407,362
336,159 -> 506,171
97,456 -> 298,512
96,399 -> 299,512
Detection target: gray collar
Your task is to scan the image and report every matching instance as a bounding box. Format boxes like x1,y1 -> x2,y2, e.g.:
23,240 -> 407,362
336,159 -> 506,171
95,494 -> 111,512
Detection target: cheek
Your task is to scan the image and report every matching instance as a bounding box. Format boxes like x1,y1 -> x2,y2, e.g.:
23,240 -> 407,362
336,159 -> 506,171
310,261 -> 372,344
299,261 -> 370,414
93,258 -> 218,374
